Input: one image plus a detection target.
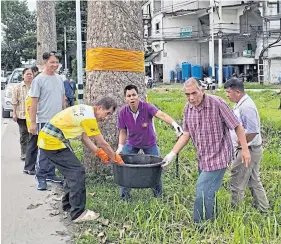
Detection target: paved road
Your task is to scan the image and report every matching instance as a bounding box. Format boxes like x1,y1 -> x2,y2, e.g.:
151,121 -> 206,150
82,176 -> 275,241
1,118 -> 72,244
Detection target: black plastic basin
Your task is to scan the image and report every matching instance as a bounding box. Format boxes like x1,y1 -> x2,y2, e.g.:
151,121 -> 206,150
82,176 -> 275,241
112,154 -> 164,188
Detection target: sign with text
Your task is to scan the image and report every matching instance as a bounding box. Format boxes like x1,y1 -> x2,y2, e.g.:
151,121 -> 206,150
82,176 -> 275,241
180,27 -> 192,38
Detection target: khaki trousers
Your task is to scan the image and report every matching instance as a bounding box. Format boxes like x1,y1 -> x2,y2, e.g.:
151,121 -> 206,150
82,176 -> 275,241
230,146 -> 269,212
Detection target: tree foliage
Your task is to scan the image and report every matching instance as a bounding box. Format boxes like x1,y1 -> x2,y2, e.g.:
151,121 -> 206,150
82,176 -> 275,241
55,0 -> 87,74
1,0 -> 36,70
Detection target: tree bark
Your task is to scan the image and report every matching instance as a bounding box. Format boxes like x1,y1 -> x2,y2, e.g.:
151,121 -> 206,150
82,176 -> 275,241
36,0 -> 57,67
84,1 -> 145,173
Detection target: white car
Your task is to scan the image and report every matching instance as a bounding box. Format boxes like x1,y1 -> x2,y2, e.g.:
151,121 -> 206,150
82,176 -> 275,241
1,71 -> 7,90
2,68 -> 24,118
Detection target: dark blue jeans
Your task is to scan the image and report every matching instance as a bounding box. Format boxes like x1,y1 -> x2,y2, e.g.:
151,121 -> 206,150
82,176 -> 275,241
35,123 -> 56,182
121,144 -> 162,200
193,168 -> 226,223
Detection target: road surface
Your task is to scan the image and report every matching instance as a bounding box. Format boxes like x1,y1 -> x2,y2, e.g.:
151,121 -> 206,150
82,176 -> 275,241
1,105 -> 73,243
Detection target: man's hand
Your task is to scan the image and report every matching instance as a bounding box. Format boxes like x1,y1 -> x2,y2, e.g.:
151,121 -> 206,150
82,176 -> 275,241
113,153 -> 124,164
30,122 -> 37,135
241,148 -> 251,168
161,151 -> 177,169
172,121 -> 183,137
94,148 -> 109,164
116,144 -> 124,154
12,113 -> 17,122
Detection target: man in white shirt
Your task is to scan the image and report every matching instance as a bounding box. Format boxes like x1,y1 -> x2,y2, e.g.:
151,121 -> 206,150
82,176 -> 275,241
224,78 -> 269,212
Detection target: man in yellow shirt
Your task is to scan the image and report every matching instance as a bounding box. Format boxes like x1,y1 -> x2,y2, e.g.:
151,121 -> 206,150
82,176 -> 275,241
37,97 -> 123,223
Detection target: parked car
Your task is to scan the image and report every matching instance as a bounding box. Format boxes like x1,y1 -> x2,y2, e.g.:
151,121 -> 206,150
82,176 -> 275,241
1,71 -> 7,90
2,68 -> 24,118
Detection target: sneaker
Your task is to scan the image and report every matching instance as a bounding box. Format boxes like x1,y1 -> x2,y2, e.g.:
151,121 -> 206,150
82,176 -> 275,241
20,154 -> 26,161
37,181 -> 47,191
46,176 -> 64,183
23,170 -> 35,175
73,210 -> 100,223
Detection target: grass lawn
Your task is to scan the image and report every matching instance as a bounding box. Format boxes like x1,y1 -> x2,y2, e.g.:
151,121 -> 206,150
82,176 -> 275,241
155,82 -> 281,91
73,89 -> 281,244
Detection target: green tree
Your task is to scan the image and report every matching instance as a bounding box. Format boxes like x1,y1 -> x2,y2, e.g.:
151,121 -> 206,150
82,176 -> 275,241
1,0 -> 36,70
55,0 -> 87,74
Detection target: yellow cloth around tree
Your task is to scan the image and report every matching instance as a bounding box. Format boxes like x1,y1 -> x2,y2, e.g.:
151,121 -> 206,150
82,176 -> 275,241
86,47 -> 145,73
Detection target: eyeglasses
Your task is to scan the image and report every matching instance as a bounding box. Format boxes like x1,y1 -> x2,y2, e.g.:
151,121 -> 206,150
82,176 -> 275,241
42,51 -> 61,60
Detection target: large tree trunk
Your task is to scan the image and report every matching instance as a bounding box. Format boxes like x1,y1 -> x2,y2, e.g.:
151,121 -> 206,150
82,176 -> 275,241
36,0 -> 57,67
84,1 -> 145,173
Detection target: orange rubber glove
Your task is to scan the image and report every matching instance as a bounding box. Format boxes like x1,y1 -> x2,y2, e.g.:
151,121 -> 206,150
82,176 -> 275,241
114,153 -> 125,164
94,148 -> 109,164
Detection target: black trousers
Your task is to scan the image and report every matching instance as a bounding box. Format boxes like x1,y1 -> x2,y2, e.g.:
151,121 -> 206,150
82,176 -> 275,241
41,148 -> 86,220
24,134 -> 38,171
17,119 -> 29,156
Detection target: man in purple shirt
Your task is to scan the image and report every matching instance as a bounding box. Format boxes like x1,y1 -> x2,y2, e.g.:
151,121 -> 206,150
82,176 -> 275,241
117,84 -> 183,200
162,77 -> 251,223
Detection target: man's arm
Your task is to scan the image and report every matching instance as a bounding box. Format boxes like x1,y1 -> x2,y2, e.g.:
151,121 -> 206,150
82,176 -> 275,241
81,133 -> 98,153
171,132 -> 190,154
118,129 -> 127,145
235,124 -> 251,167
62,96 -> 67,109
90,134 -> 116,161
29,98 -> 38,135
155,110 -> 183,136
162,132 -> 190,167
116,129 -> 127,154
239,106 -> 259,143
154,110 -> 174,124
12,104 -> 18,122
11,86 -> 18,121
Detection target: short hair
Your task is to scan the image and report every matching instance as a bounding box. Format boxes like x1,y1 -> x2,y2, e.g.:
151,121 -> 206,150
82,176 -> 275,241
224,78 -> 244,92
95,97 -> 117,112
22,68 -> 32,75
183,77 -> 203,89
42,51 -> 59,61
124,84 -> 138,96
31,66 -> 39,73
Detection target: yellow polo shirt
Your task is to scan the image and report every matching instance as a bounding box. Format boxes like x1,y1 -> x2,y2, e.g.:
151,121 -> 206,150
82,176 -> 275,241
38,105 -> 101,150
25,96 -> 32,132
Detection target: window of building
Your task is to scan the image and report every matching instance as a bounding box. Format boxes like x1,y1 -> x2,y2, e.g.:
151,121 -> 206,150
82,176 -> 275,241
155,22 -> 160,33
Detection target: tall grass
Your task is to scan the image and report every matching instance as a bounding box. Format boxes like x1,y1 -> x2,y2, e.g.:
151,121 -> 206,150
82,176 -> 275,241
74,89 -> 281,244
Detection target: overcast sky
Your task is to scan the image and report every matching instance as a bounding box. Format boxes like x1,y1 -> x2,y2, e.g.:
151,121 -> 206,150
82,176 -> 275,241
27,0 -> 36,11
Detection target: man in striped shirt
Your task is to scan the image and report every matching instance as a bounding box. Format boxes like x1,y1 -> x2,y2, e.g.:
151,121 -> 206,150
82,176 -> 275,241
162,77 -> 251,223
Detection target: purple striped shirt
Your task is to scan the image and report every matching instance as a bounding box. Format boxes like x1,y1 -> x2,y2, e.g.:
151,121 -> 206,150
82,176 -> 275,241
183,94 -> 240,171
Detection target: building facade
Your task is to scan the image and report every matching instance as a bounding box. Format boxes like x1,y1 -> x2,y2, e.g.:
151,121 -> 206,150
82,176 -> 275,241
143,0 -> 281,84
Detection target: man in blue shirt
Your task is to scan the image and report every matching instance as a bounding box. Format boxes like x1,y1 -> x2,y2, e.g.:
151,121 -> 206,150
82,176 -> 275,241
64,74 -> 77,107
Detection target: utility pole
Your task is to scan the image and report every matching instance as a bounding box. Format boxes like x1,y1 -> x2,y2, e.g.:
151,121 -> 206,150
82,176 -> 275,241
64,26 -> 67,73
76,0 -> 83,104
209,0 -> 215,81
218,0 -> 223,88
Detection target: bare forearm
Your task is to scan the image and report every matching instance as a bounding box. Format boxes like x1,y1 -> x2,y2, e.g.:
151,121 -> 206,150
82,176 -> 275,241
12,105 -> 17,115
235,125 -> 248,149
81,133 -> 98,153
118,129 -> 127,145
92,134 -> 116,160
172,133 -> 190,153
155,111 -> 174,124
30,98 -> 38,124
63,96 -> 67,109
